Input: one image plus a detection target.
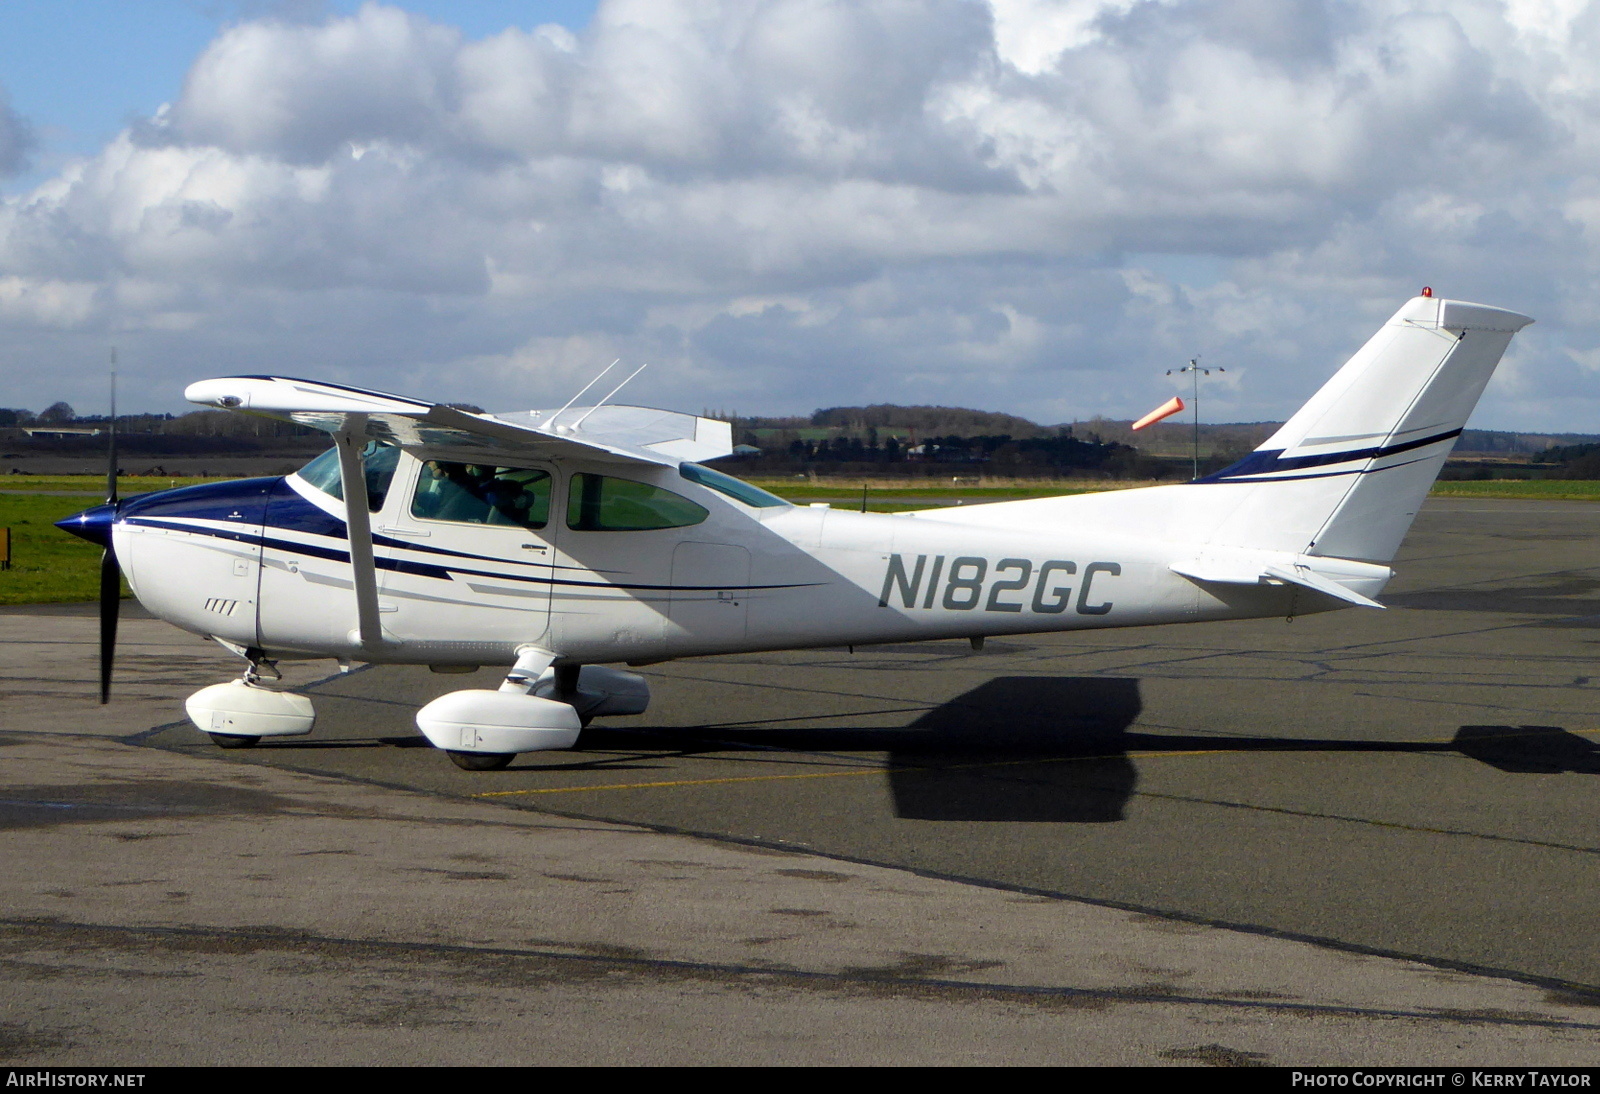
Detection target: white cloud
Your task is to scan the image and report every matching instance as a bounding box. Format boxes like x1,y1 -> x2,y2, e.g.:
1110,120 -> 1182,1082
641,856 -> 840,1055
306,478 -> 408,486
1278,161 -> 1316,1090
0,85 -> 31,177
0,276 -> 96,327
4,0 -> 1600,429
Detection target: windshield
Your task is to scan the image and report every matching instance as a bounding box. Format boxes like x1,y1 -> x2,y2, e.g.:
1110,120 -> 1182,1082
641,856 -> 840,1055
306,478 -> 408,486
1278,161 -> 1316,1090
295,440 -> 400,512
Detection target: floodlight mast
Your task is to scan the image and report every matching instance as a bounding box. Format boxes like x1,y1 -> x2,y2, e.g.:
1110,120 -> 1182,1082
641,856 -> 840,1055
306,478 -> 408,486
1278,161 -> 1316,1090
1166,357 -> 1225,479
107,347 -> 117,504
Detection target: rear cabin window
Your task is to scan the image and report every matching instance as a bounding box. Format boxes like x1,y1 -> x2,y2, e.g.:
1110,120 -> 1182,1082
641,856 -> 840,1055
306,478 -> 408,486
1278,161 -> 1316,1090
566,473 -> 708,531
296,440 -> 400,512
411,462 -> 552,529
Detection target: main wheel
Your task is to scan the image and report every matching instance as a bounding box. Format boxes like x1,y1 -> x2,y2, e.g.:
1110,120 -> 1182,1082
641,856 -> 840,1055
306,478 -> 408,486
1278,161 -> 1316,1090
448,750 -> 515,771
209,733 -> 261,749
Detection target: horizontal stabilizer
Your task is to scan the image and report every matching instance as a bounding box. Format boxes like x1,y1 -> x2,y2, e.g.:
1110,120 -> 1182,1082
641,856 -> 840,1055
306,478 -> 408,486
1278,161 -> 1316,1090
1171,552 -> 1390,609
1261,564 -> 1385,609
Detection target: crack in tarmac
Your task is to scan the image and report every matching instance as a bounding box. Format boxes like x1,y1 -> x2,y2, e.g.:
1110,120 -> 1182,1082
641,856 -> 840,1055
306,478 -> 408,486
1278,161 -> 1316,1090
5,918 -> 1598,1030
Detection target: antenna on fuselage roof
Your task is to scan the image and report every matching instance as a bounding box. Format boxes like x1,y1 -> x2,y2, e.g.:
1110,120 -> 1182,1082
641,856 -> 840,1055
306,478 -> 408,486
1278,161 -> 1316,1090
570,362 -> 648,430
545,358 -> 620,431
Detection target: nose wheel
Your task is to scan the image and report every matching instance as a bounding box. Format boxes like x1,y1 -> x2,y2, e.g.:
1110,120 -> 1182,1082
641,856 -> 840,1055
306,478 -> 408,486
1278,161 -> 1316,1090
209,733 -> 261,749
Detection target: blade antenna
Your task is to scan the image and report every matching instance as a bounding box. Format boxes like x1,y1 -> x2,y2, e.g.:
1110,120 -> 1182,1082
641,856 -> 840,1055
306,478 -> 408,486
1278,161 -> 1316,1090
545,359 -> 619,430
571,363 -> 647,429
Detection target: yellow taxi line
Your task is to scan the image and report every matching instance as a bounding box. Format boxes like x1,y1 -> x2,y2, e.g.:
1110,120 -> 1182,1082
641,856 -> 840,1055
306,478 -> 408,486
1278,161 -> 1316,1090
471,747 -> 1238,798
472,766 -> 885,797
470,726 -> 1598,799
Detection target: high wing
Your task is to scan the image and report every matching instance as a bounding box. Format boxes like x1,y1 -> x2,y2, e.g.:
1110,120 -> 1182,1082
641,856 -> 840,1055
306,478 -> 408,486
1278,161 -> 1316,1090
183,375 -> 733,467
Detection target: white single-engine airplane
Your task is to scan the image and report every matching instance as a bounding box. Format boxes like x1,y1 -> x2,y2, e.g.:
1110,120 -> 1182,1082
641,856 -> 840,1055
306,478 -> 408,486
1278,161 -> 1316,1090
60,293 -> 1532,770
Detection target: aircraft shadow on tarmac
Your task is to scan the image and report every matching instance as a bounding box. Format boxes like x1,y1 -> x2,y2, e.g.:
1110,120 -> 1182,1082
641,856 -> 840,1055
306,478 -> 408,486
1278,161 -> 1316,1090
580,678 -> 1600,824
239,675 -> 1600,825
1452,724 -> 1600,774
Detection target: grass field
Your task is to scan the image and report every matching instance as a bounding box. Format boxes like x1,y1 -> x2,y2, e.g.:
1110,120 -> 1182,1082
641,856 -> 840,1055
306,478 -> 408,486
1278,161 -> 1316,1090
2,473 -> 1595,605
0,493 -> 120,605
743,477 -> 1160,501
1,475 -> 211,495
1428,479 -> 1600,500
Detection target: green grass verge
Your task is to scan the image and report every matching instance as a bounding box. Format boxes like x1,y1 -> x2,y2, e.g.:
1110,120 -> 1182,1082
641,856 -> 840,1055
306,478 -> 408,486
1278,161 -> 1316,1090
1,475 -> 214,495
0,493 -> 119,605
766,478 -> 1600,502
1428,480 -> 1600,500
744,479 -> 1157,500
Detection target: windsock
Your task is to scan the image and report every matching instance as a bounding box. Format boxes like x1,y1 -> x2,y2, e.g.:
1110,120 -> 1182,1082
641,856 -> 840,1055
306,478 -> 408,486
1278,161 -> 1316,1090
1131,395 -> 1185,431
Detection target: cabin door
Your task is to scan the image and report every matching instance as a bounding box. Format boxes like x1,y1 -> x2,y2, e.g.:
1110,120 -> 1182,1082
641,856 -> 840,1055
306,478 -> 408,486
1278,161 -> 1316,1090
375,457 -> 557,649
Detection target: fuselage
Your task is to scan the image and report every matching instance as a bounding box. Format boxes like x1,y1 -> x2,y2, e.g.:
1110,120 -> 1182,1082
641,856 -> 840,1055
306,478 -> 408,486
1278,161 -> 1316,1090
88,448 -> 1331,668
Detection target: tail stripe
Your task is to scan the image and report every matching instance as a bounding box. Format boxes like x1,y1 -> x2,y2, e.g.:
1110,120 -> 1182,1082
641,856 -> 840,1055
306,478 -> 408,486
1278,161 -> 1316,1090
1197,427 -> 1462,484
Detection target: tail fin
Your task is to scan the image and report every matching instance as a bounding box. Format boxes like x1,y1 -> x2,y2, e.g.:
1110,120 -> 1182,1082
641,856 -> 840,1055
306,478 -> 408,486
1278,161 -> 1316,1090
1197,295 -> 1532,561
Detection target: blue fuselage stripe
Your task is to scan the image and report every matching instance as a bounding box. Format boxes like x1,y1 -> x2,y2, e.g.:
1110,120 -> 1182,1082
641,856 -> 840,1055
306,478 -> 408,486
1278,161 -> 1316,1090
123,516 -> 819,594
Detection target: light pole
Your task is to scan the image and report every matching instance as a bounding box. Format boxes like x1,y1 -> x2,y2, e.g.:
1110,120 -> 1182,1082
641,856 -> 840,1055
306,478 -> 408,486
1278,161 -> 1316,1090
1166,358 -> 1224,479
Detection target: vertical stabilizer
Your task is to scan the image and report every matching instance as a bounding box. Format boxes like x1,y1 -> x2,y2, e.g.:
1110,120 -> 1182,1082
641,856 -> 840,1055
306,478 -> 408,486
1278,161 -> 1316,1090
1195,296 -> 1532,562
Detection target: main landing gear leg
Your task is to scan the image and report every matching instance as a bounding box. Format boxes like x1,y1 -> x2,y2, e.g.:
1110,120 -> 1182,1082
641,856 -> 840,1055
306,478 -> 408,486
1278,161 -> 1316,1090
548,660 -> 600,726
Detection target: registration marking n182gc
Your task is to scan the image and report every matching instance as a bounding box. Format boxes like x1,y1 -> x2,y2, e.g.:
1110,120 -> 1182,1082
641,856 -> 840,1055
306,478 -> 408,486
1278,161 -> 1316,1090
877,554 -> 1120,615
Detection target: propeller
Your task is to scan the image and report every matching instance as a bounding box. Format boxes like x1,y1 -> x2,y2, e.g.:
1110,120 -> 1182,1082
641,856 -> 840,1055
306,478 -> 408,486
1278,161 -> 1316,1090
54,348 -> 124,703
99,348 -> 119,704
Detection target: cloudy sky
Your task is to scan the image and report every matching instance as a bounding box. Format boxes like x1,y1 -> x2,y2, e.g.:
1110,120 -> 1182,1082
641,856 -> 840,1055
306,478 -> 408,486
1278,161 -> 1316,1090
3,0 -> 1600,430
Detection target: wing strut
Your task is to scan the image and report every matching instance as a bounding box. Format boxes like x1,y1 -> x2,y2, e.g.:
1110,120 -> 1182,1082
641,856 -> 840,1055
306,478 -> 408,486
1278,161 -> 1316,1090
334,415 -> 384,649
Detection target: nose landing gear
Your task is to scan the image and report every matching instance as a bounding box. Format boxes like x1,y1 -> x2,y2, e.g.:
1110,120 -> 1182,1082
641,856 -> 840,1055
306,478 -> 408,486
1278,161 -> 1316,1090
187,646 -> 314,749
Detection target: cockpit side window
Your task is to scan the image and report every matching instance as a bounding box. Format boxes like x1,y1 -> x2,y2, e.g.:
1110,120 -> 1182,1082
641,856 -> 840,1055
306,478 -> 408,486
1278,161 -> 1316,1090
411,462 -> 551,530
295,440 -> 400,512
566,473 -> 708,531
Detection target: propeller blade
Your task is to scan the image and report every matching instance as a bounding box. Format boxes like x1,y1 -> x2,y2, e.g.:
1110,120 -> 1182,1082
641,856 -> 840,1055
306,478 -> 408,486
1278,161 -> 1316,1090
98,547 -> 120,704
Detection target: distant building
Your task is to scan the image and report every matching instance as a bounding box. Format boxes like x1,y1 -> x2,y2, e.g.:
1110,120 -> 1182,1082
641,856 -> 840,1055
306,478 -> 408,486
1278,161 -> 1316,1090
22,426 -> 102,438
